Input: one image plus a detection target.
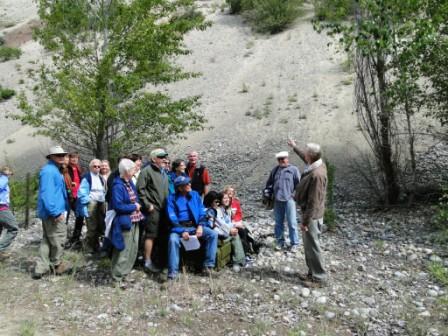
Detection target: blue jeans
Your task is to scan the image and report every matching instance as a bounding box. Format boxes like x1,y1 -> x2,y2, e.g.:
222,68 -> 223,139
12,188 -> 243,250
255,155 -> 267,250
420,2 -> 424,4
168,226 -> 218,276
274,199 -> 300,247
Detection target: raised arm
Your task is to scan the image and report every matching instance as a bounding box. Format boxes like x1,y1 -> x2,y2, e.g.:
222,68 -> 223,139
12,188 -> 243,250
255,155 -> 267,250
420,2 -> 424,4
287,139 -> 306,163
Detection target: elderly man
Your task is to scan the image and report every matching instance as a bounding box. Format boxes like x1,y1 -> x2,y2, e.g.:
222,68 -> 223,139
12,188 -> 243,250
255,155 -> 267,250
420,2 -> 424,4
288,139 -> 328,287
166,176 -> 218,280
34,146 -> 70,279
186,151 -> 211,197
137,148 -> 170,273
77,159 -> 107,254
0,166 -> 18,254
265,151 -> 301,251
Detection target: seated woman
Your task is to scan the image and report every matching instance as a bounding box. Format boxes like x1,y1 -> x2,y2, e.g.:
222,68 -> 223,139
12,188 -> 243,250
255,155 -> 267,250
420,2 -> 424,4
223,185 -> 259,257
167,159 -> 188,194
204,191 -> 246,272
109,159 -> 144,284
166,176 -> 218,280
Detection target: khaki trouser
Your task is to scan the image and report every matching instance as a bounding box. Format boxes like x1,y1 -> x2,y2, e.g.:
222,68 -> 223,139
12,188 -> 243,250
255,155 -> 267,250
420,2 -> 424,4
303,218 -> 327,282
85,201 -> 105,253
35,217 -> 66,274
229,235 -> 245,265
111,224 -> 139,281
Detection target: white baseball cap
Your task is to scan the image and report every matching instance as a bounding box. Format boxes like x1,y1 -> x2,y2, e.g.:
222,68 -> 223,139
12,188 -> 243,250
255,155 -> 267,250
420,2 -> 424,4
275,151 -> 289,159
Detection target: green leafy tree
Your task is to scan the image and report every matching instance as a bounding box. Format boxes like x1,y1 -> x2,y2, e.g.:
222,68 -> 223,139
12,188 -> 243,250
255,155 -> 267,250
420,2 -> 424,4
16,0 -> 209,160
314,0 -> 447,204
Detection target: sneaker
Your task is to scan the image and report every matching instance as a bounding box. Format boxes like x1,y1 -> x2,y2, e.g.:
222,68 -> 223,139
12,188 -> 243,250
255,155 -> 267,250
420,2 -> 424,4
32,271 -> 43,280
232,264 -> 241,273
274,244 -> 285,251
144,262 -> 161,273
167,273 -> 177,281
245,255 -> 255,263
297,272 -> 312,281
289,245 -> 300,253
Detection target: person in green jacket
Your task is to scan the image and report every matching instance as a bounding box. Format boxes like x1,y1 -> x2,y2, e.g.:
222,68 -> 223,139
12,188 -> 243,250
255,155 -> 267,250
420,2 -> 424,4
136,148 -> 170,273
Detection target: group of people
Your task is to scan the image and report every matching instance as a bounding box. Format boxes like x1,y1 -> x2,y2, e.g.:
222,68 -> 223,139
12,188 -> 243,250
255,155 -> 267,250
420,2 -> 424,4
0,139 -> 328,288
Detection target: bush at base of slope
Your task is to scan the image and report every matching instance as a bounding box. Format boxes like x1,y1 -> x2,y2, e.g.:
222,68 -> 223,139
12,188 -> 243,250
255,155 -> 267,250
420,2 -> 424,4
0,46 -> 22,62
0,86 -> 16,101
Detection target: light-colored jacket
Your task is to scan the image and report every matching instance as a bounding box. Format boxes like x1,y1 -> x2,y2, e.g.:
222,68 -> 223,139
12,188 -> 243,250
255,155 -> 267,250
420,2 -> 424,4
0,174 -> 10,206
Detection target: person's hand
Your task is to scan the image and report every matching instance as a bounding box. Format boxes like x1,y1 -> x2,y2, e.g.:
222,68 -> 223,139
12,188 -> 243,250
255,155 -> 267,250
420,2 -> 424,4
196,225 -> 203,238
135,203 -> 141,212
230,227 -> 238,236
287,138 -> 296,147
55,213 -> 65,222
300,224 -> 308,232
182,232 -> 190,240
148,203 -> 155,213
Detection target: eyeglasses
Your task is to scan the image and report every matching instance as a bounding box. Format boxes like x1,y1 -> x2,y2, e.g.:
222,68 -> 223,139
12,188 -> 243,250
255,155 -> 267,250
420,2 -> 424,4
93,165 -> 101,168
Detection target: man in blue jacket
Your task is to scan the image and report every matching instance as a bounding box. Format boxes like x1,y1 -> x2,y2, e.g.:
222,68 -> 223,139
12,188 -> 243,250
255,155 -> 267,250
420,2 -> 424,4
33,146 -> 71,279
0,166 -> 18,254
166,176 -> 218,280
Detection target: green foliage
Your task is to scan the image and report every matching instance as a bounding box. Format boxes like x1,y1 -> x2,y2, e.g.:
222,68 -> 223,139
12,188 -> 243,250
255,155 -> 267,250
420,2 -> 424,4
431,188 -> 448,244
227,0 -> 303,34
428,262 -> 448,287
313,0 -> 354,22
324,160 -> 336,231
0,45 -> 22,62
16,0 -> 209,159
245,0 -> 304,34
9,174 -> 39,214
19,320 -> 36,336
0,86 -> 15,101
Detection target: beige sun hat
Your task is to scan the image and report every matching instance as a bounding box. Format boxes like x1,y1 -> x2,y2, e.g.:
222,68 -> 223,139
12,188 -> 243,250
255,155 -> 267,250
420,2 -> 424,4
46,145 -> 68,159
275,151 -> 289,159
0,166 -> 13,175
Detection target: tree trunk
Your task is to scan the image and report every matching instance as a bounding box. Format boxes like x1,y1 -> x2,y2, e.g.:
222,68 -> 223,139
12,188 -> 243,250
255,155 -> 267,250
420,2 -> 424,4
376,55 -> 400,204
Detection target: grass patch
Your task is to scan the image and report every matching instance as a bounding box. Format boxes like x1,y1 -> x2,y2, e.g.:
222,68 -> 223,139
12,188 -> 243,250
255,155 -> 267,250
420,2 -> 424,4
313,0 -> 355,22
19,320 -> 36,336
0,46 -> 22,62
428,262 -> 448,287
0,86 -> 15,101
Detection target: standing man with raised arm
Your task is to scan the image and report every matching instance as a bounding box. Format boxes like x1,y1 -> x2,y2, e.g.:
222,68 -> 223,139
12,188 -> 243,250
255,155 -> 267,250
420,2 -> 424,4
33,146 -> 71,279
288,139 -> 328,287
186,151 -> 211,198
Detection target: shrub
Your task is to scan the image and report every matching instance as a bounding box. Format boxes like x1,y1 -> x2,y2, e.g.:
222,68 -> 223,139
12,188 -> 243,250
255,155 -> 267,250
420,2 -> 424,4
246,0 -> 304,34
428,262 -> 448,287
0,46 -> 22,62
313,0 -> 355,22
431,188 -> 448,243
9,174 -> 39,214
0,86 -> 15,101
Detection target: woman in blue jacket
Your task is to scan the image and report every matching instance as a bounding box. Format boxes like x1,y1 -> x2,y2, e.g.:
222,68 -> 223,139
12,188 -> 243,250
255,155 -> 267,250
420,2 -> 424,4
109,159 -> 144,283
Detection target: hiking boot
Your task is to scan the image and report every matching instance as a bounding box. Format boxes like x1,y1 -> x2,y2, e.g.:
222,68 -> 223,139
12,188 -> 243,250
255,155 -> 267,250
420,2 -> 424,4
302,279 -> 326,288
32,271 -> 44,280
201,267 -> 216,277
54,261 -> 73,275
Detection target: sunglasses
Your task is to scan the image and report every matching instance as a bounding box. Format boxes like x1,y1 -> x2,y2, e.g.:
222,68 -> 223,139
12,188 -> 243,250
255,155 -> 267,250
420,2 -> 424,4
54,154 -> 67,158
93,165 -> 101,168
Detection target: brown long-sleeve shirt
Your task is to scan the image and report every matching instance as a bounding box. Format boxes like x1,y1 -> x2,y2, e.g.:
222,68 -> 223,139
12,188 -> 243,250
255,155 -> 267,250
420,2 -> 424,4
292,146 -> 327,226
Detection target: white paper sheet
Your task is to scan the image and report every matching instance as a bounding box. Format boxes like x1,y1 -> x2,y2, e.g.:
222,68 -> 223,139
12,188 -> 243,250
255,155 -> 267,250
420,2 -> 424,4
181,235 -> 201,251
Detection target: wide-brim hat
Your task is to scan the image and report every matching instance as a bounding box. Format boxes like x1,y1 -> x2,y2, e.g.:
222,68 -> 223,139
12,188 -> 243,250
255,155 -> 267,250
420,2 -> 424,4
46,145 -> 68,159
275,151 -> 289,159
174,175 -> 191,188
0,166 -> 13,175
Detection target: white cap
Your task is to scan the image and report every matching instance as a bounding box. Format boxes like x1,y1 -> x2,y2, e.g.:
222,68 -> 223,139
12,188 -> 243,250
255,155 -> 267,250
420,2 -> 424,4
275,151 -> 289,159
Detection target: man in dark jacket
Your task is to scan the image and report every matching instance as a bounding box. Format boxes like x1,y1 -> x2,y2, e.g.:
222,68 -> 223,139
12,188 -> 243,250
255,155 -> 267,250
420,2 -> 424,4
166,176 -> 218,280
137,148 -> 170,272
288,139 -> 328,287
186,151 -> 211,197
